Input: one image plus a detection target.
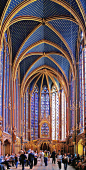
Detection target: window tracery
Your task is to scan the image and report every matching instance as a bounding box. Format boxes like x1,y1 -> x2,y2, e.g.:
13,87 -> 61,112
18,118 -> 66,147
52,86 -> 59,140
79,34 -> 84,132
61,89 -> 66,140
41,86 -> 49,119
41,123 -> 49,137
31,86 -> 38,140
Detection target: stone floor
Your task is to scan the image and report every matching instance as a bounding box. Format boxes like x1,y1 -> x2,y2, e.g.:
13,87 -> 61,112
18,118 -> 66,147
9,159 -> 75,170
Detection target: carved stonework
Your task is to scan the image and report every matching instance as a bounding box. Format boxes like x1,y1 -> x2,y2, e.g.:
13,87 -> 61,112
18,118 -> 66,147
40,111 -> 50,123
3,132 -> 11,143
39,110 -> 50,138
26,139 -> 66,153
77,132 -> 85,144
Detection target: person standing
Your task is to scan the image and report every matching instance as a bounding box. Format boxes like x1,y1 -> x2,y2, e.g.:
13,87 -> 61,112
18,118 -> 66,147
15,154 -> 18,168
41,150 -> 44,166
20,151 -> 27,170
34,150 -> 38,166
57,152 -> 62,170
28,150 -> 34,169
10,153 -> 15,166
52,149 -> 56,164
44,150 -> 48,166
1,154 -> 11,169
63,153 -> 69,170
25,151 -> 28,166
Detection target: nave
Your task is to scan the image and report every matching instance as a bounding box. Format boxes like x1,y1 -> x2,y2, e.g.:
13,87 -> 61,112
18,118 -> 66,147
9,159 -> 75,170
0,0 -> 86,158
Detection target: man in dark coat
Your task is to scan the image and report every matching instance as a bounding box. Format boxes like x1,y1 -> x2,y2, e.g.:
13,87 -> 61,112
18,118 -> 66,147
20,151 -> 27,170
28,150 -> 34,169
52,149 -> 56,164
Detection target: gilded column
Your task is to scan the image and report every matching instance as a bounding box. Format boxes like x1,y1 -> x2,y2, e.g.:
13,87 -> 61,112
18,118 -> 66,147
2,40 -> 6,131
25,93 -> 26,140
66,95 -> 69,153
23,95 -> 24,138
20,96 -> 21,137
18,66 -> 20,137
66,95 -> 69,135
0,45 -> 3,122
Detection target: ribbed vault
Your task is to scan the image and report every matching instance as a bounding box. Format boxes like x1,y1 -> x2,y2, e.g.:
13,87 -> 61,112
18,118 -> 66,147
1,0 -> 85,98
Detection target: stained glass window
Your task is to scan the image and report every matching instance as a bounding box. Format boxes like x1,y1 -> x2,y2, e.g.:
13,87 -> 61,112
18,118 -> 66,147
52,86 -> 59,140
41,123 -> 49,137
31,86 -> 38,140
70,75 -> 75,132
52,92 -> 55,140
61,89 -> 66,140
41,86 -> 49,118
34,87 -> 38,139
31,92 -> 34,140
56,93 -> 59,139
79,41 -> 84,132
81,50 -> 84,132
64,95 -> 66,138
21,97 -> 23,134
26,89 -> 28,140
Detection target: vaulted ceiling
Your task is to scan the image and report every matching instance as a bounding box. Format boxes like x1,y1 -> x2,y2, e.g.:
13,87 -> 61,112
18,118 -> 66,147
1,0 -> 85,93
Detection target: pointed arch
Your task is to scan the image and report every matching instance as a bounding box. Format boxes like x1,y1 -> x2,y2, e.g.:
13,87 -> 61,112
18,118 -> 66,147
20,55 -> 69,93
13,40 -> 74,79
21,65 -> 68,96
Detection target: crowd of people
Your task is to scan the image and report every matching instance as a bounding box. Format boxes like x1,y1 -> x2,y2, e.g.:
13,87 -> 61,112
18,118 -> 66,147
51,150 -> 86,170
0,149 -> 86,170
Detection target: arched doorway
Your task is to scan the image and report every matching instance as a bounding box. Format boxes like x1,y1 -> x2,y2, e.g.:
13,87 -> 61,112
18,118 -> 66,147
40,143 -> 50,151
4,140 -> 10,155
43,143 -> 47,151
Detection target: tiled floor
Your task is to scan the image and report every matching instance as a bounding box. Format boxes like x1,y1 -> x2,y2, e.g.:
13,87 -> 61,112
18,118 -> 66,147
9,159 -> 75,170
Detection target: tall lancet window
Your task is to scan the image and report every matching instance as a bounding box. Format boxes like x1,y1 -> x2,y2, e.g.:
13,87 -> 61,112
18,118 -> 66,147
79,37 -> 84,133
52,86 -> 59,140
70,74 -> 74,132
41,86 -> 50,138
61,89 -> 66,140
41,86 -> 49,118
31,86 -> 38,140
26,89 -> 29,140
